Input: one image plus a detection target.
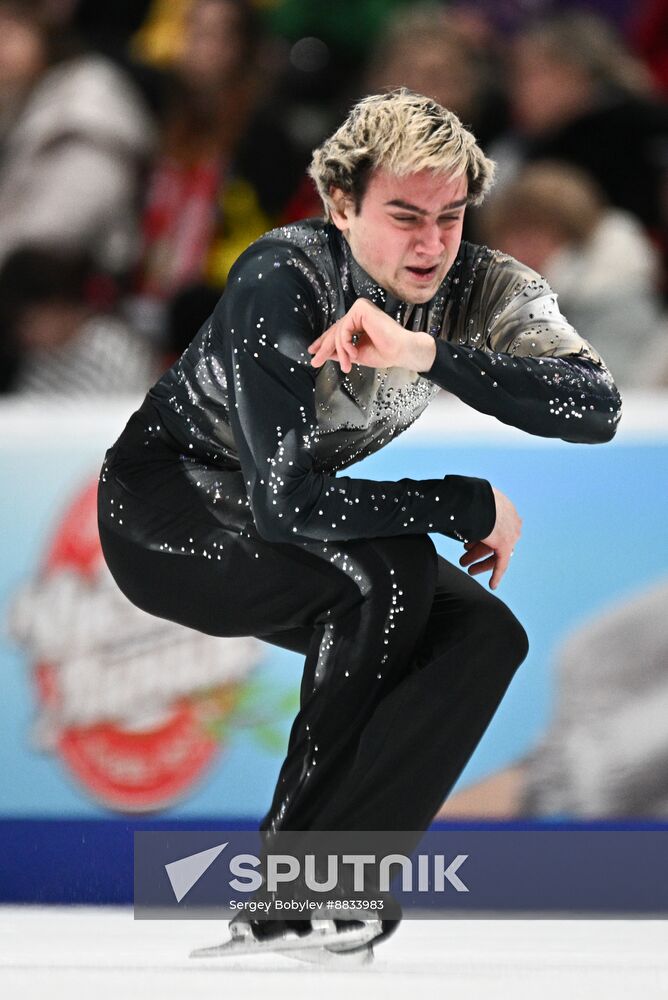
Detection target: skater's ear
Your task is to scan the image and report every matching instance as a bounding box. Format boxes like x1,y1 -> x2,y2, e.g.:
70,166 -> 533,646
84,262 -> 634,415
329,188 -> 356,232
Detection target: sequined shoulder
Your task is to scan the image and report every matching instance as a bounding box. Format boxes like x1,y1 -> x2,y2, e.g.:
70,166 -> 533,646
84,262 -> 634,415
228,219 -> 339,324
444,243 -> 602,362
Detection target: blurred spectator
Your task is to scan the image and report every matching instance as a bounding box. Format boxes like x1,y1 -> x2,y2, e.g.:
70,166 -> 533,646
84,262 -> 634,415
492,11 -> 668,244
366,3 -> 508,149
0,247 -> 159,396
481,162 -> 667,387
134,0 -> 303,317
0,0 -> 155,276
68,0 -> 166,118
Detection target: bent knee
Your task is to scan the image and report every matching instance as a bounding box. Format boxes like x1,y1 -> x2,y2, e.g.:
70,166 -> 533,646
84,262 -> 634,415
468,595 -> 529,669
505,610 -> 529,667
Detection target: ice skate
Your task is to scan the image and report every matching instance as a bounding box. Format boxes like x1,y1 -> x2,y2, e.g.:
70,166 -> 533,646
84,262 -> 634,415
190,912 -> 383,963
288,917 -> 383,966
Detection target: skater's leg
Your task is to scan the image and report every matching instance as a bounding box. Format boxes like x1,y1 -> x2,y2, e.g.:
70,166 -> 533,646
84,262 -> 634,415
258,533 -> 439,836
98,521 -> 363,640
311,554 -> 529,838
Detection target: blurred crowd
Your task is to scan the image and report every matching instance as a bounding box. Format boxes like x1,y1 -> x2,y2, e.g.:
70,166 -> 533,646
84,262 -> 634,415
1,0 -> 668,397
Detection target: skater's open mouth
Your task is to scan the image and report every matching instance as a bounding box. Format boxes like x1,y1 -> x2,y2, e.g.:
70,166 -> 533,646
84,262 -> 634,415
405,265 -> 439,281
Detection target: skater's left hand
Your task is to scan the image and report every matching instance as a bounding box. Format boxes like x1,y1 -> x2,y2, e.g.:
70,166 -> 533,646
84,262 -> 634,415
308,297 -> 436,374
459,487 -> 522,590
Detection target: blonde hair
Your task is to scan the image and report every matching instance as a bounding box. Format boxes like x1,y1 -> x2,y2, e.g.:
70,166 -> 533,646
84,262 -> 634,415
308,88 -> 495,219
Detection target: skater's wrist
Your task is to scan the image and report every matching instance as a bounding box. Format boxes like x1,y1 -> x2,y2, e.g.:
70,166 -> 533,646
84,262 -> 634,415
440,475 -> 496,542
408,333 -> 437,373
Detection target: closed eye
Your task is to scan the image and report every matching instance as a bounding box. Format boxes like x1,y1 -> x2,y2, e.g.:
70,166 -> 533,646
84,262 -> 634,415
390,214 -> 463,225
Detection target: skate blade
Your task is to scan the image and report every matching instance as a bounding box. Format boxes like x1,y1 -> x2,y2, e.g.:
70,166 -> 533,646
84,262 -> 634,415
290,944 -> 374,967
190,919 -> 381,959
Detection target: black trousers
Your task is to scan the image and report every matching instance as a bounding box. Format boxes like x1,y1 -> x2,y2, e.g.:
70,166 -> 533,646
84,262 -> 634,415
98,517 -> 528,839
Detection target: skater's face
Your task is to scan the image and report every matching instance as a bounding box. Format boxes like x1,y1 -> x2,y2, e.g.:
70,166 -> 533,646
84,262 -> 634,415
329,168 -> 468,304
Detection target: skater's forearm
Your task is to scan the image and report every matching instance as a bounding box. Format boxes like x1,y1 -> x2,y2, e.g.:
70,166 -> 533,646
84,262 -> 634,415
419,341 -> 621,444
246,460 -> 496,545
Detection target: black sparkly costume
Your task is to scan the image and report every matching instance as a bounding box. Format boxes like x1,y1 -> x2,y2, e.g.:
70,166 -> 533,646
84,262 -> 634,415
98,220 -> 620,839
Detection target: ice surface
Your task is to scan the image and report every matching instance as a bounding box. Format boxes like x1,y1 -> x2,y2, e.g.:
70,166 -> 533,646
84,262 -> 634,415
1,906 -> 667,1000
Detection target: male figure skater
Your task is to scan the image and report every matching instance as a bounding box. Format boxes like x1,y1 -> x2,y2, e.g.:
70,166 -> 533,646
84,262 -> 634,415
98,90 -> 621,960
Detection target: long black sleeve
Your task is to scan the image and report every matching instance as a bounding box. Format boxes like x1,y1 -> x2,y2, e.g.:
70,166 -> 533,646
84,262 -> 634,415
420,339 -> 621,443
218,245 -> 496,544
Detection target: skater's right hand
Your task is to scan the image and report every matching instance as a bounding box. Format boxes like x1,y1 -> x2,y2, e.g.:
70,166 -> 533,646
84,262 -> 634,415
307,298 -> 436,374
459,487 -> 522,590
